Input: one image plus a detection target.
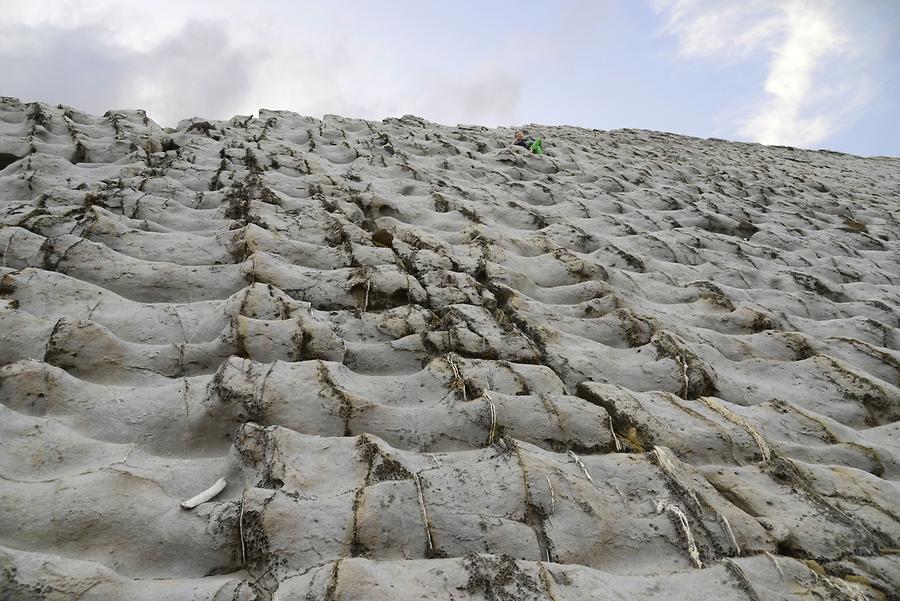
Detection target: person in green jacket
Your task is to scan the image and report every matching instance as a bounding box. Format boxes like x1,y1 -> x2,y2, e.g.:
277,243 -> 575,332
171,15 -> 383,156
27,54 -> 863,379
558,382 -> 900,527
514,131 -> 543,154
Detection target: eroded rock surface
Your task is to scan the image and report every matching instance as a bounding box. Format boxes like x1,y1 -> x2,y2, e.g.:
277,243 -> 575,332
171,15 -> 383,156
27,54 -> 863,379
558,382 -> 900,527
1,96 -> 898,600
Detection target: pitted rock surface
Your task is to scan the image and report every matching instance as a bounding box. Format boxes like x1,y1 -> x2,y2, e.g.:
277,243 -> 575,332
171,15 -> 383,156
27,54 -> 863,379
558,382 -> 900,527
1,96 -> 898,600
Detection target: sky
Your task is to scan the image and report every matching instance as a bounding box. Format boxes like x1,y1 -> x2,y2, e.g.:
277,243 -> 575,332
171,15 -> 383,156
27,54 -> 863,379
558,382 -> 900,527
2,0 -> 898,156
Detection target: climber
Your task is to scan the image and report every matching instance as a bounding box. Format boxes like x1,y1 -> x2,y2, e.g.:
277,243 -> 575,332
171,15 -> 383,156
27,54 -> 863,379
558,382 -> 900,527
513,131 -> 543,155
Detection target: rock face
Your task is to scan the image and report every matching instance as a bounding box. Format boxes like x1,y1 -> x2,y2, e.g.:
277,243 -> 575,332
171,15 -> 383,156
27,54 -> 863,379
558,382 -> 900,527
0,96 -> 898,600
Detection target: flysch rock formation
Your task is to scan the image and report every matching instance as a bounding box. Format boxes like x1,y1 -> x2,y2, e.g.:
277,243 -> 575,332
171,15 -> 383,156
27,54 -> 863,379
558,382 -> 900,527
0,95 -> 898,600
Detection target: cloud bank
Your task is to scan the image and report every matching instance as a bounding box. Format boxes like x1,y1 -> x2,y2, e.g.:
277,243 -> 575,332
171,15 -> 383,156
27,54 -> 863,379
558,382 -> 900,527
0,0 -> 529,127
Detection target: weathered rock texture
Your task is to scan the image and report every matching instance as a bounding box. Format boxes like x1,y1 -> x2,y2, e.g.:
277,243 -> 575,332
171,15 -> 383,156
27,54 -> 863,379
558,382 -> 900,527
1,96 -> 898,600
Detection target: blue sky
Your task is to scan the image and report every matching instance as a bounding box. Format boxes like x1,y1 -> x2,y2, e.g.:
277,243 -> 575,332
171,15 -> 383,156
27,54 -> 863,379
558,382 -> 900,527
2,0 -> 898,156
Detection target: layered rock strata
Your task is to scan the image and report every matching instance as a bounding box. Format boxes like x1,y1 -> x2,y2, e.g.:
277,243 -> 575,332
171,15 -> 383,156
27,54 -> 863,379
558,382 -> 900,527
1,97 -> 898,600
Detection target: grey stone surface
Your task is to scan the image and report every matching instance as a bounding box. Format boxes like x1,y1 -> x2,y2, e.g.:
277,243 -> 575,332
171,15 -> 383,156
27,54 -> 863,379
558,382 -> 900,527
1,96 -> 898,599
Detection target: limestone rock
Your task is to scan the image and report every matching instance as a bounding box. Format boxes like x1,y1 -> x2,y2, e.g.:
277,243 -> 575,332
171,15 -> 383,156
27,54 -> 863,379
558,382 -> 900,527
1,97 -> 898,600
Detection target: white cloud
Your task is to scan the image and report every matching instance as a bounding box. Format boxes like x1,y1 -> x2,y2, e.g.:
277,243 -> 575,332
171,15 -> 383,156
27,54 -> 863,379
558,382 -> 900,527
655,0 -> 882,148
0,19 -> 260,126
655,0 -> 783,60
743,2 -> 850,146
0,0 -> 527,127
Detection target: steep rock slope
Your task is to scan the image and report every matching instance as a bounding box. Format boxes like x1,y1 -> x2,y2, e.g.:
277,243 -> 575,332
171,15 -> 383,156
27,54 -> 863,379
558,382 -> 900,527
1,96 -> 898,600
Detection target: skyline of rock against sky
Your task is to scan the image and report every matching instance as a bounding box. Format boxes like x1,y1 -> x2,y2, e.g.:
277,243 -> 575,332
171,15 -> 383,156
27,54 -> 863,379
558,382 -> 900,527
2,0 -> 898,156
